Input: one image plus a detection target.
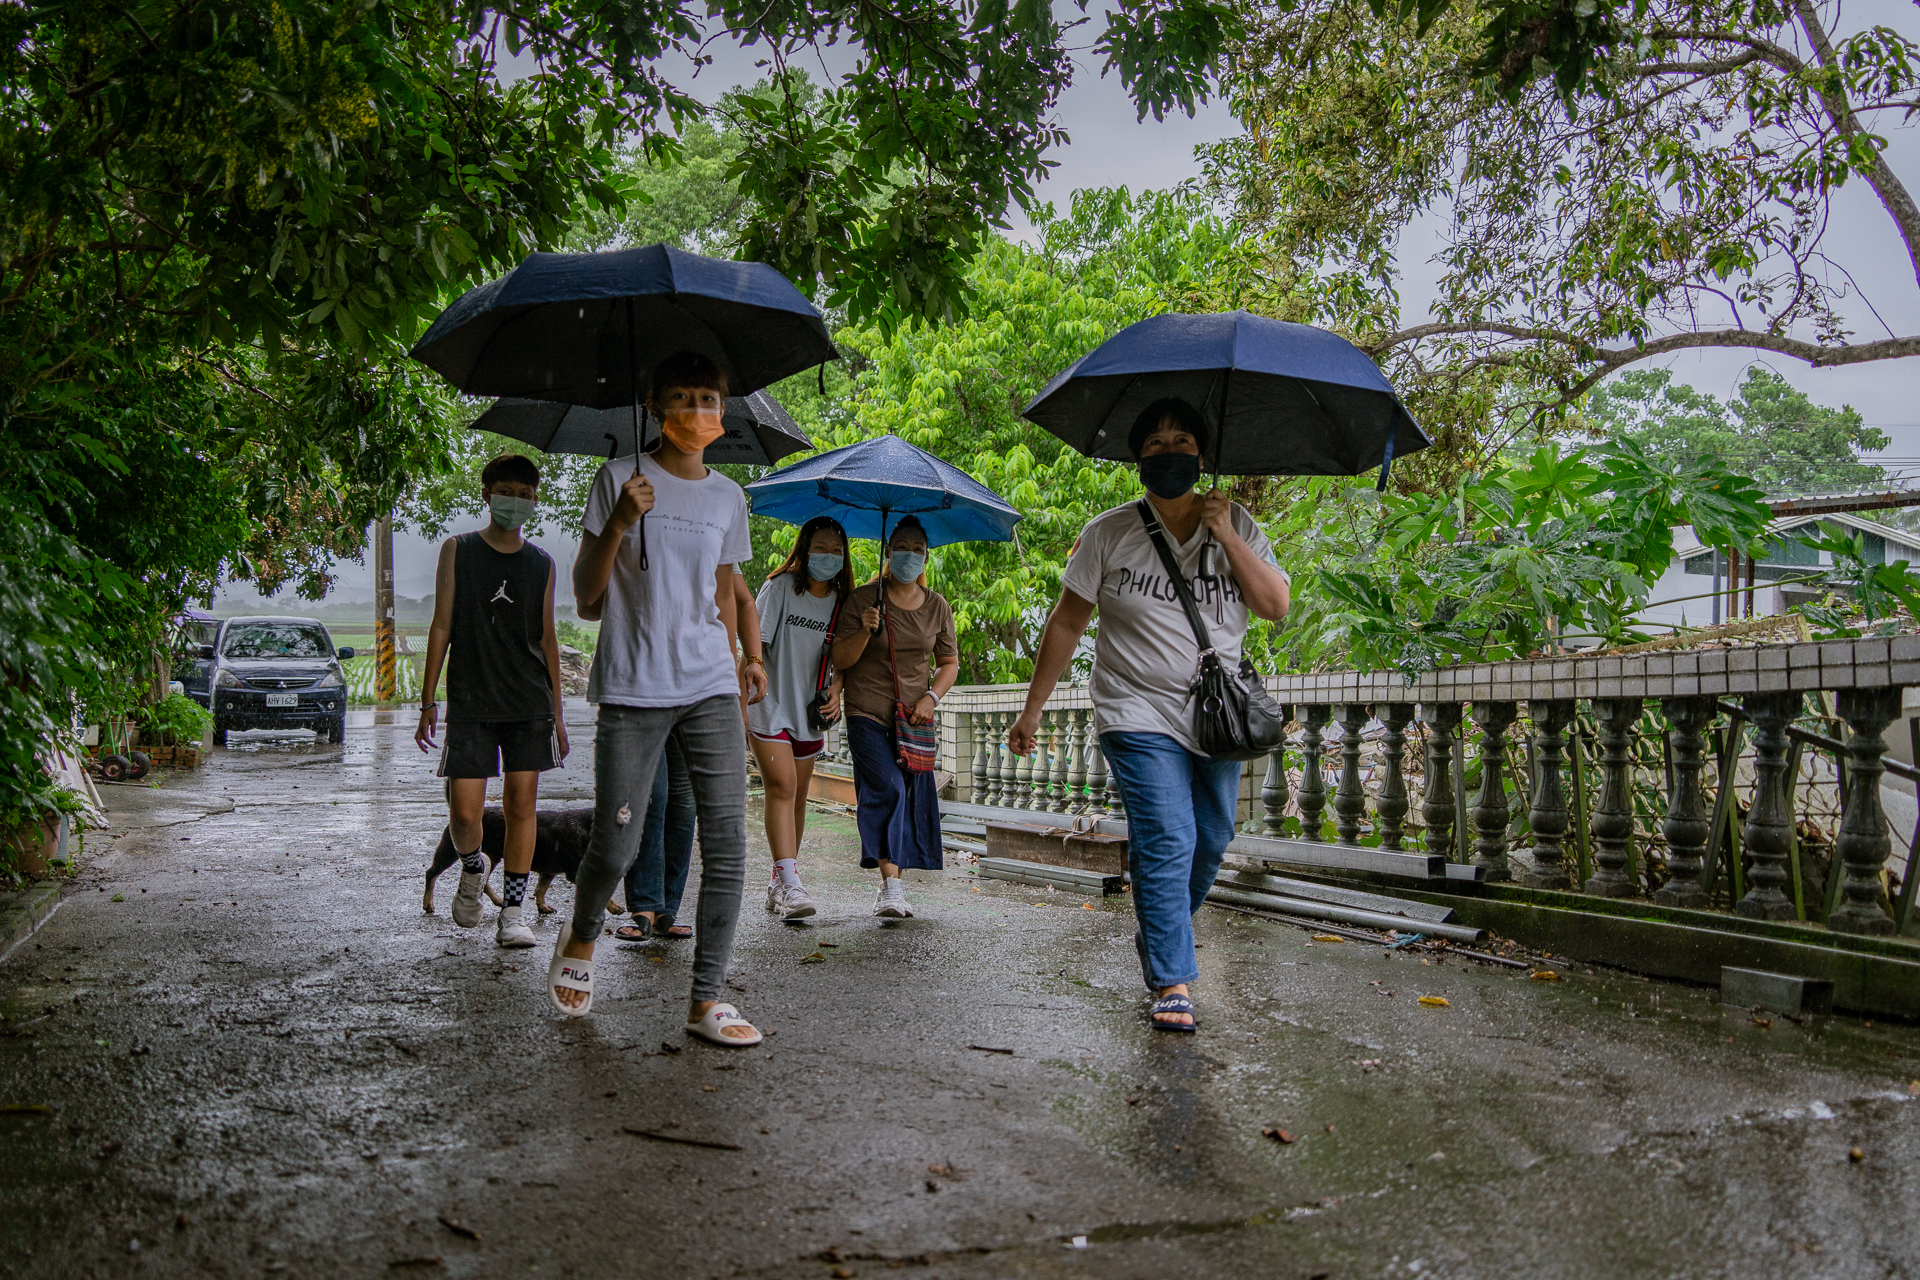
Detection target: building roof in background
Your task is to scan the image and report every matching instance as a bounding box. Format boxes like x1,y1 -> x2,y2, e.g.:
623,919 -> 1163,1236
1765,486 -> 1920,517
1673,509 -> 1920,560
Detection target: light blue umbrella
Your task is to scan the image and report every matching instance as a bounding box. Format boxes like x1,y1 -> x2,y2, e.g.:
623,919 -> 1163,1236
745,435 -> 1021,548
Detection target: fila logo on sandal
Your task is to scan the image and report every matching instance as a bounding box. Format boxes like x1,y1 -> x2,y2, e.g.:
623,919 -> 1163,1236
561,964 -> 589,981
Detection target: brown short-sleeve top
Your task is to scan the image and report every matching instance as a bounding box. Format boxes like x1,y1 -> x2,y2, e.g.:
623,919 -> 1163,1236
833,580 -> 958,724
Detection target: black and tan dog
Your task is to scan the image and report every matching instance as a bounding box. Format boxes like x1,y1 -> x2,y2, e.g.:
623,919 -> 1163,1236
422,805 -> 617,917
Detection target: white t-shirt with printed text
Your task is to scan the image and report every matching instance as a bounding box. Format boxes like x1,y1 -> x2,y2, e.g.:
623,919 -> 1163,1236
582,454 -> 752,708
1060,500 -> 1284,755
747,576 -> 842,740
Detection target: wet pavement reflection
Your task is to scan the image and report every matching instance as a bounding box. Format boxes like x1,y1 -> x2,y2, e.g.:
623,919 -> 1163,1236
2,708 -> 1917,1278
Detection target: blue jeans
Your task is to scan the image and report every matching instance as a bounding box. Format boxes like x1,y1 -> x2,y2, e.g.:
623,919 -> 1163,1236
624,737 -> 694,926
571,697 -> 746,1002
1101,731 -> 1242,991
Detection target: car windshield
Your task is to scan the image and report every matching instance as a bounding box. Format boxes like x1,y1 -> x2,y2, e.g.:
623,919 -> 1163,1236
222,624 -> 332,660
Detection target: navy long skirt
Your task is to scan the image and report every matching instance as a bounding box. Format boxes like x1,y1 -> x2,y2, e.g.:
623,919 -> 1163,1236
847,715 -> 943,871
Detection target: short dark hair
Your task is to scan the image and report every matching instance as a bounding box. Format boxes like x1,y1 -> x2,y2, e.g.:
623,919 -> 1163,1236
1127,397 -> 1212,463
648,350 -> 730,402
481,453 -> 540,491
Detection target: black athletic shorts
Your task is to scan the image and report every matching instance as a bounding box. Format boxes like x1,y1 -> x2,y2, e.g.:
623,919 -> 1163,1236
437,718 -> 559,779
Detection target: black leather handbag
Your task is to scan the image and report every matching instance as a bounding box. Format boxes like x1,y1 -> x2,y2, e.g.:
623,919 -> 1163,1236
1136,500 -> 1288,762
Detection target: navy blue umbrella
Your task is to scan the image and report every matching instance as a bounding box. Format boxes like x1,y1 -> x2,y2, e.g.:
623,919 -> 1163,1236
1022,310 -> 1428,483
469,390 -> 811,464
745,435 -> 1021,548
410,244 -> 835,405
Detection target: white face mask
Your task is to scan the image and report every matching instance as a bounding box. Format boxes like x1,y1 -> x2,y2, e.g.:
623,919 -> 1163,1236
489,494 -> 537,530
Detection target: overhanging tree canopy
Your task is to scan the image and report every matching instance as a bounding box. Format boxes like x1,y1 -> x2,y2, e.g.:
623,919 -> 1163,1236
1209,0 -> 1920,452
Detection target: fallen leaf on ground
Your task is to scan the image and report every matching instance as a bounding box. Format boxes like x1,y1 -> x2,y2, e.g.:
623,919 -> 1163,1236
0,1104 -> 51,1114
816,942 -> 839,948
1750,1017 -> 1773,1029
1850,1147 -> 1866,1162
1261,1128 -> 1296,1144
436,1216 -> 480,1241
1908,1080 -> 1920,1096
1418,996 -> 1449,1007
1311,934 -> 1345,943
799,952 -> 827,964
1082,904 -> 1095,910
1529,970 -> 1561,982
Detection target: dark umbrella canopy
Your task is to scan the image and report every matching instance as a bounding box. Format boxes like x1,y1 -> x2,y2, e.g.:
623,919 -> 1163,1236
469,390 -> 812,465
1022,310 -> 1428,478
410,244 -> 836,405
745,435 -> 1021,548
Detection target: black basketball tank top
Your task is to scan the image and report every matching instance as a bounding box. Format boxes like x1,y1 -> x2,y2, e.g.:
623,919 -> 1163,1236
447,532 -> 554,723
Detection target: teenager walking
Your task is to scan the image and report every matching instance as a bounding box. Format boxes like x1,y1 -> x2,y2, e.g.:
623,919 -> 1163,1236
749,517 -> 851,920
551,351 -> 770,1046
829,516 -> 958,918
1009,399 -> 1290,1031
415,453 -> 570,949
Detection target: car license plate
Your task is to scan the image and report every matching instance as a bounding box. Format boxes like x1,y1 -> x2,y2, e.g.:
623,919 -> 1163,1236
265,693 -> 298,708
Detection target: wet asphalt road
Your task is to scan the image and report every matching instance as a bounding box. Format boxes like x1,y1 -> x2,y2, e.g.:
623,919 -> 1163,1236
4,707 -> 1920,1280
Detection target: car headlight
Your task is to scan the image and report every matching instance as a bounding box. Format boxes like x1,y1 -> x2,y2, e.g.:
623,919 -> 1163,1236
214,668 -> 244,689
315,668 -> 345,689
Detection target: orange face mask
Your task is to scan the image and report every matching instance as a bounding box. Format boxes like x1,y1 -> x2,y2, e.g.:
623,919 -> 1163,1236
659,407 -> 725,454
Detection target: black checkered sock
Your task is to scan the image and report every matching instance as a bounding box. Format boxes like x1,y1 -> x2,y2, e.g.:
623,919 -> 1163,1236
459,846 -> 485,875
502,871 -> 529,909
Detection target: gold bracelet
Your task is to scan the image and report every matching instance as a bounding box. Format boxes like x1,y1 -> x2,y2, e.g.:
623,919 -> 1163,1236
743,654 -> 765,667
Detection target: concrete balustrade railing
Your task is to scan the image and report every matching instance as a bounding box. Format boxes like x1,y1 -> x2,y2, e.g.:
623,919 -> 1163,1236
920,635 -> 1920,938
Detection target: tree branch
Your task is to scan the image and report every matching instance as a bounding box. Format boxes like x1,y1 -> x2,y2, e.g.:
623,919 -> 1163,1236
1791,0 -> 1920,289
1371,320 -> 1920,370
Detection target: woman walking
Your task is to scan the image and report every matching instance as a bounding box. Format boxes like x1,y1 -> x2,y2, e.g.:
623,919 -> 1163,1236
1009,399 -> 1290,1031
749,517 -> 851,920
830,516 -> 959,917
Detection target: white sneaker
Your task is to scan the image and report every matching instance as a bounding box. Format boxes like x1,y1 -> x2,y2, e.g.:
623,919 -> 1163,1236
873,882 -> 913,919
768,879 -> 817,921
452,854 -> 492,928
496,903 -> 536,949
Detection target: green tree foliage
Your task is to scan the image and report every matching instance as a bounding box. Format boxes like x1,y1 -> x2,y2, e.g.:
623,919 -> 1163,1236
761,188 -> 1258,683
1209,0 -> 1920,453
1581,368 -> 1888,497
1278,443 -> 1774,676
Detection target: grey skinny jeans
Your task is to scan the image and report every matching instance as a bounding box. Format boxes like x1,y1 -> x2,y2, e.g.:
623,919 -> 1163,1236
570,696 -> 747,1003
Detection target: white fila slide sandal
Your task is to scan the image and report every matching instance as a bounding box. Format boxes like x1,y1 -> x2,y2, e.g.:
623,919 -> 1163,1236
547,923 -> 594,1018
684,1002 -> 763,1048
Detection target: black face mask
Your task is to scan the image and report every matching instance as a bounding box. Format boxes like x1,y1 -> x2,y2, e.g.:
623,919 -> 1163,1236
1139,451 -> 1201,500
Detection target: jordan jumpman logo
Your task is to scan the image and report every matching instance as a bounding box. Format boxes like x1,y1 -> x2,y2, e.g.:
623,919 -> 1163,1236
490,580 -> 513,605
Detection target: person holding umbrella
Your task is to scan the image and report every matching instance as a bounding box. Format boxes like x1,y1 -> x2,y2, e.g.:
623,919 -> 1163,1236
556,350 -> 769,1041
748,516 -> 852,921
745,433 -> 1021,919
829,516 -> 959,917
1009,399 -> 1291,1031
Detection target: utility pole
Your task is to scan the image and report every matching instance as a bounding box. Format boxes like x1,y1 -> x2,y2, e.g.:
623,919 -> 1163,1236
374,518 -> 397,704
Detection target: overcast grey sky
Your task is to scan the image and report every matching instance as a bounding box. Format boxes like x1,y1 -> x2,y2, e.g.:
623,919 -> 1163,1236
233,2 -> 1920,608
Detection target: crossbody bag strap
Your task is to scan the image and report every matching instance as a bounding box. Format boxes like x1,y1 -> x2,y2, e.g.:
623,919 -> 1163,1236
815,595 -> 845,692
1135,499 -> 1214,655
881,586 -> 906,706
